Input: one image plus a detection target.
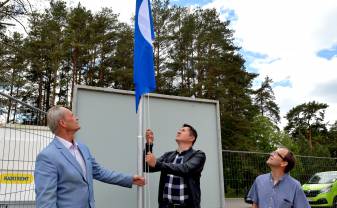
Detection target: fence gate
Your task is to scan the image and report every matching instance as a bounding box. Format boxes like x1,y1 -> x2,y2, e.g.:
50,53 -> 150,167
0,92 -> 53,207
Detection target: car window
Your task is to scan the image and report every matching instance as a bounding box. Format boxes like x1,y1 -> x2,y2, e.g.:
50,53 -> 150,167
308,172 -> 337,184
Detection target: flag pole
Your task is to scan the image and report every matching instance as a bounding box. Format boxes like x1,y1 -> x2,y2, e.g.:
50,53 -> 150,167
137,96 -> 144,208
134,0 -> 156,205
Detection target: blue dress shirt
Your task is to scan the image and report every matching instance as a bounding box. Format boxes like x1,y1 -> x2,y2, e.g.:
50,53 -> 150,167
247,173 -> 310,208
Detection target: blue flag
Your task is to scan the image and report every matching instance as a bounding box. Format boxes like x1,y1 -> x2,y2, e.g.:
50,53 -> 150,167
134,0 -> 156,112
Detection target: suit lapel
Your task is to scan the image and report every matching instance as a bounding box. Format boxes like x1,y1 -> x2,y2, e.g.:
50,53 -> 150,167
53,139 -> 86,179
78,143 -> 90,181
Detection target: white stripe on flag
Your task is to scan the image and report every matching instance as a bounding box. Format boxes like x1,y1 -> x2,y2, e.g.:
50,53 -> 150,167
138,0 -> 153,45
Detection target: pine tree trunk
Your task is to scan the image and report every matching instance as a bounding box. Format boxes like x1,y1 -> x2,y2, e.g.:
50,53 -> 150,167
70,47 -> 78,109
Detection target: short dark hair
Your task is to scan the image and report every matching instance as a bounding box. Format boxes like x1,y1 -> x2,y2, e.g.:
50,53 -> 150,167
183,123 -> 198,145
283,150 -> 295,173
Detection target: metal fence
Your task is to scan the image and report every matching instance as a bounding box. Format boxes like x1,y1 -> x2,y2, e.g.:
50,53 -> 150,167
2,91 -> 337,207
223,150 -> 337,207
0,92 -> 53,207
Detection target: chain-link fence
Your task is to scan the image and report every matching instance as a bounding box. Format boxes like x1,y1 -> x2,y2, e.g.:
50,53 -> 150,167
2,91 -> 337,207
0,92 -> 53,207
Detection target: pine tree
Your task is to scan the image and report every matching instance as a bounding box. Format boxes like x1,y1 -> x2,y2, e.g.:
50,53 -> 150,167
253,76 -> 280,124
284,101 -> 328,151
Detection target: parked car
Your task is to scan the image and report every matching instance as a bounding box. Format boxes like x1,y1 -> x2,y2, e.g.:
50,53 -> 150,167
21,113 -> 37,125
11,113 -> 37,125
14,113 -> 26,124
302,171 -> 337,207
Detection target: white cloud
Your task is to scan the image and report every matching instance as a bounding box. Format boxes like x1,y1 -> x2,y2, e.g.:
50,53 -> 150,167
205,0 -> 337,127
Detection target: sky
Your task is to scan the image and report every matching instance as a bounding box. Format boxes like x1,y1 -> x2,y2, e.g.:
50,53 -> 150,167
29,0 -> 337,128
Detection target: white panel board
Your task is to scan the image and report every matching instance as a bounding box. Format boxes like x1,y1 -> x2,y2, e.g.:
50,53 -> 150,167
73,85 -> 224,208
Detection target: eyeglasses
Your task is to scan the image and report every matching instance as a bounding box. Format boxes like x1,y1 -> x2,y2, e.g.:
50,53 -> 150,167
270,151 -> 286,161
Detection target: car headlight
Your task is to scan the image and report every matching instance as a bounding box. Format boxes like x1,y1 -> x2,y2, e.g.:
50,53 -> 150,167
320,185 -> 332,193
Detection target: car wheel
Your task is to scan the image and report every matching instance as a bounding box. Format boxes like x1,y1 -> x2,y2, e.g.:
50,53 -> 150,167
333,196 -> 337,208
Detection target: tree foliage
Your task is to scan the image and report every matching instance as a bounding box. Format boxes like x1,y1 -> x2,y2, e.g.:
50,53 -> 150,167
284,101 -> 329,152
253,76 -> 280,124
0,0 -> 33,34
1,0 -> 337,157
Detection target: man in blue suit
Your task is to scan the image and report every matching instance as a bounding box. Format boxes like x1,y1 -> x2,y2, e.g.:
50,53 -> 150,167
34,106 -> 145,208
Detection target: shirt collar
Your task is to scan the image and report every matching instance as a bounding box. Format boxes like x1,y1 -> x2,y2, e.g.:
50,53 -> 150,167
176,147 -> 193,156
55,136 -> 78,150
269,172 -> 289,184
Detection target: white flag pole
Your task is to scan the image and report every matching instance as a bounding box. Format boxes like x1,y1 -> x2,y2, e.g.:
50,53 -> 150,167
137,96 -> 144,208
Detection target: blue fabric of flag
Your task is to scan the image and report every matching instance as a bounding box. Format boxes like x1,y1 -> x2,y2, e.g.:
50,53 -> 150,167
134,0 -> 156,112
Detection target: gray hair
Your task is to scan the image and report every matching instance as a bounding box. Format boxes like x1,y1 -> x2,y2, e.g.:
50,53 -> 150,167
47,106 -> 66,133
